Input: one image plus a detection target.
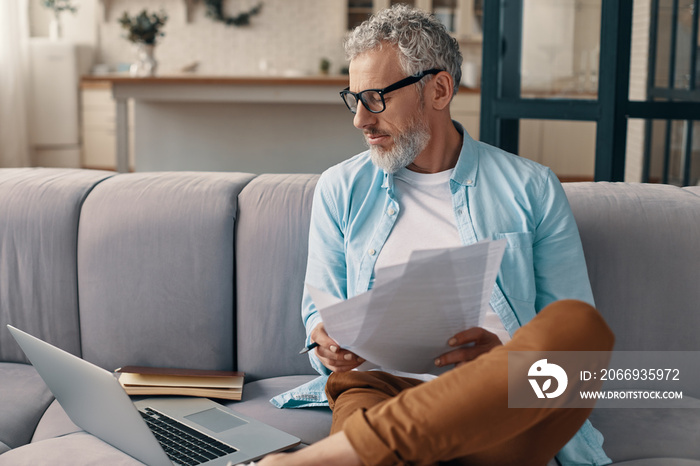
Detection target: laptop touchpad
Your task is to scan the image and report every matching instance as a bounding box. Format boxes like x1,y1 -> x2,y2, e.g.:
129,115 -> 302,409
185,408 -> 248,433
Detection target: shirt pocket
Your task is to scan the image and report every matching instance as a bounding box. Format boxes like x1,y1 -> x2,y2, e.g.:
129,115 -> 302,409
493,231 -> 536,303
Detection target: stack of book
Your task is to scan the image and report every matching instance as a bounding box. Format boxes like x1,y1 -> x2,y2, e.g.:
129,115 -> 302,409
115,366 -> 244,401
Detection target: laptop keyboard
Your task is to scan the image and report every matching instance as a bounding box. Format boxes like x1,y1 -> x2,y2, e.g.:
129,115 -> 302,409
140,407 -> 238,465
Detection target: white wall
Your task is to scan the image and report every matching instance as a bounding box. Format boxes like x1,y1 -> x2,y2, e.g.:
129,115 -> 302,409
30,0 -> 348,76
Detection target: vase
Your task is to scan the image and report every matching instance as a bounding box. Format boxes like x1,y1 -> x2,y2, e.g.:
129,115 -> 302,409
49,12 -> 62,41
130,43 -> 158,77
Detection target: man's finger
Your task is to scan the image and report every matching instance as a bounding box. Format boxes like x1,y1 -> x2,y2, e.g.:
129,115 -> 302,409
315,346 -> 361,363
317,354 -> 363,372
448,327 -> 486,346
435,342 -> 500,367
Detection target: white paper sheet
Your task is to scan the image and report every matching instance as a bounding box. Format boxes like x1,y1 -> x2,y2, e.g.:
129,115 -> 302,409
311,239 -> 507,375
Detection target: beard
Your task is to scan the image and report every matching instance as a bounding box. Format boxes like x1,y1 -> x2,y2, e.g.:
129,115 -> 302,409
366,116 -> 430,174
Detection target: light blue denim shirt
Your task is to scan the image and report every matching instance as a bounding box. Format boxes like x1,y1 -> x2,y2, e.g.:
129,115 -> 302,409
272,123 -> 611,466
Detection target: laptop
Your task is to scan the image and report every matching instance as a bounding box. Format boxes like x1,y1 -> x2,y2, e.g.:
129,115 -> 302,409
7,325 -> 300,466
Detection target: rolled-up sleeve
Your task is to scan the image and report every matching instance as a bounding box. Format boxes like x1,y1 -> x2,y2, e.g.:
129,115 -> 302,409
532,168 -> 595,311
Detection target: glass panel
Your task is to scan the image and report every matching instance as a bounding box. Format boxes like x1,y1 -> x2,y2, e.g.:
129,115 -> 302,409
433,0 -> 457,33
625,117 -> 647,182
521,0 -> 602,99
676,0 -> 695,89
653,0 -> 698,90
674,119 -> 700,185
665,120 -> 685,183
629,0 -> 654,100
628,118 -> 700,186
647,119 -> 667,183
654,0 -> 675,89
518,119 -> 596,181
673,0 -> 695,89
391,0 -> 416,6
348,0 -> 373,30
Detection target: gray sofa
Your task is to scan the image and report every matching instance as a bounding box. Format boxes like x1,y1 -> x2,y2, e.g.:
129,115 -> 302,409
0,167 -> 699,465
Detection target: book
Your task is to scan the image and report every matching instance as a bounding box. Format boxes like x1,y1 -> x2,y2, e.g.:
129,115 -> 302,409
115,366 -> 245,401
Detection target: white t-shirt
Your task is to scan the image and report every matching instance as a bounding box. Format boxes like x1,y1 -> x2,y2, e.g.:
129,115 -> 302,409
374,167 -> 511,379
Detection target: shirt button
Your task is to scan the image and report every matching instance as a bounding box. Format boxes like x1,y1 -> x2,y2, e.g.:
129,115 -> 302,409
466,179 -> 473,185
368,249 -> 376,256
387,207 -> 396,216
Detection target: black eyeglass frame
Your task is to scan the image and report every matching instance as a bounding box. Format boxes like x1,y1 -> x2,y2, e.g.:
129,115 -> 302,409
340,68 -> 443,114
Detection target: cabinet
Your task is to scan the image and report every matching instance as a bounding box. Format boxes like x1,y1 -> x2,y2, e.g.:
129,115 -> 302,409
347,0 -> 482,42
80,81 -> 133,171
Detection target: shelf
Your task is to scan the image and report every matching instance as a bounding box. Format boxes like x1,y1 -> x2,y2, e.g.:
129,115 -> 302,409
346,0 -> 482,37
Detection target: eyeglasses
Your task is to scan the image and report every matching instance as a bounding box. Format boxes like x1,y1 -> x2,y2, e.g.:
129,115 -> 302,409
340,69 -> 443,114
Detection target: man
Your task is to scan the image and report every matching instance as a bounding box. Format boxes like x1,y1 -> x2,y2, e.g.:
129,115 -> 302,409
267,5 -> 614,465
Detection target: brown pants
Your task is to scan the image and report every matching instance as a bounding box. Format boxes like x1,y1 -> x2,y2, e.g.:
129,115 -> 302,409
325,300 -> 615,466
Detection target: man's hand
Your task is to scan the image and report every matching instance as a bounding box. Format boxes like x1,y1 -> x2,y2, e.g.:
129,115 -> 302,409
434,327 -> 503,368
310,323 -> 364,372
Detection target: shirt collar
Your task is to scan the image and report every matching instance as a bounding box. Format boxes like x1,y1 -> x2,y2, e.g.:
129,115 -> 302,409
451,120 -> 478,188
381,170 -> 393,192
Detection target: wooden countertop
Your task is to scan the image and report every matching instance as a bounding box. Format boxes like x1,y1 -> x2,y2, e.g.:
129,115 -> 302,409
81,74 -> 351,87
80,73 -> 481,93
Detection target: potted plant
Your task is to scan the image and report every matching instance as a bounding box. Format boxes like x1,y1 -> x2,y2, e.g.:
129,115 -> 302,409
118,10 -> 168,77
319,58 -> 331,76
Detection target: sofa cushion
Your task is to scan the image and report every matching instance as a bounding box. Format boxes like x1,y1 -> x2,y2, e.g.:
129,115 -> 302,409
0,168 -> 113,362
77,172 -> 255,371
563,182 -> 700,352
225,375 -> 332,445
31,399 -> 80,444
0,363 -> 54,452
0,432 -> 144,465
235,174 -> 320,381
590,403 -> 700,463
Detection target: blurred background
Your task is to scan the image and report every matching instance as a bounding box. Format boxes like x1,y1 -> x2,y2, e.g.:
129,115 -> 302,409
0,0 -> 698,185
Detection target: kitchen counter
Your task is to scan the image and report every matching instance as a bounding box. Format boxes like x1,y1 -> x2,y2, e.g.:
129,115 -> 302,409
81,74 -> 352,86
81,74 -> 480,173
82,74 -> 355,173
81,74 -> 355,106
81,73 -> 481,89
81,74 -> 479,103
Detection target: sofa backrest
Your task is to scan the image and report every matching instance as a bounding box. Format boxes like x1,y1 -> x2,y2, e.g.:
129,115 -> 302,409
235,174 -> 319,381
77,171 -> 254,371
684,186 -> 700,197
0,168 -> 113,362
564,182 -> 700,351
235,177 -> 700,381
4,168 -> 698,378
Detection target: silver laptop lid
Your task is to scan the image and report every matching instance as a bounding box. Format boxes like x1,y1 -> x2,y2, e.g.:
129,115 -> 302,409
8,325 -> 172,466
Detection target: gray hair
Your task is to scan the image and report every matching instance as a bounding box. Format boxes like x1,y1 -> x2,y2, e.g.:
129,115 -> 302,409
344,4 -> 463,96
